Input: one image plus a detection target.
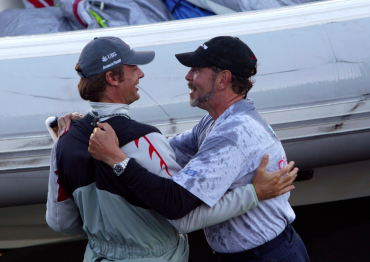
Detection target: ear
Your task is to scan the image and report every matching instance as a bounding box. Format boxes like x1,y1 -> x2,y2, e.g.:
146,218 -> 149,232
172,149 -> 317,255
105,71 -> 121,86
217,70 -> 232,91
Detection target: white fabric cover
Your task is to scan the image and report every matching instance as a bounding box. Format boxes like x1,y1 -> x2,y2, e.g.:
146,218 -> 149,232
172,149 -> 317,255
59,0 -> 173,30
187,0 -> 324,14
0,7 -> 72,37
0,0 -> 173,37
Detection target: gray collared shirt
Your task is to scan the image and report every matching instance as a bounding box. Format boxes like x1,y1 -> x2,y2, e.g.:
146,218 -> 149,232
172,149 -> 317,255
169,98 -> 295,252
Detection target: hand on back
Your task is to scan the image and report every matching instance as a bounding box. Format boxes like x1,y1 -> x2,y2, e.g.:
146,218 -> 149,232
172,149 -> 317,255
57,112 -> 84,137
253,154 -> 297,201
88,122 -> 127,168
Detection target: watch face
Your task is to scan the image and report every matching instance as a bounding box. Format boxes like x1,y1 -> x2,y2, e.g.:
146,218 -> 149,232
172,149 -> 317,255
114,164 -> 124,175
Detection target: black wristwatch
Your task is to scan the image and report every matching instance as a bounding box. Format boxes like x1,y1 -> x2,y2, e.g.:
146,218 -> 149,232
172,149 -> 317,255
113,158 -> 131,176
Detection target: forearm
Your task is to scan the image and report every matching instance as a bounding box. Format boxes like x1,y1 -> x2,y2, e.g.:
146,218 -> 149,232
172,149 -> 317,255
168,184 -> 259,234
118,159 -> 203,220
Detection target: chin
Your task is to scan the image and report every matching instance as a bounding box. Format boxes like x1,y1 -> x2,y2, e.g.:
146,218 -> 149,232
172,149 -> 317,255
190,99 -> 200,107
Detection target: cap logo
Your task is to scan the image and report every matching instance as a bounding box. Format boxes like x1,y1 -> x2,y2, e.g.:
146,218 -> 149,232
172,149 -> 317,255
202,44 -> 208,50
102,52 -> 117,63
251,54 -> 256,60
103,59 -> 121,70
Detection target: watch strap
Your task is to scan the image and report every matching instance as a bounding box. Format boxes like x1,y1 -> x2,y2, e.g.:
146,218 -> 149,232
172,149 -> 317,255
113,158 -> 131,176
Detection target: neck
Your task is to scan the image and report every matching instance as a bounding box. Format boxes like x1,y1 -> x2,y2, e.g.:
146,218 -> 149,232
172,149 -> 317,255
99,85 -> 128,104
99,97 -> 119,103
203,94 -> 245,121
99,93 -> 125,104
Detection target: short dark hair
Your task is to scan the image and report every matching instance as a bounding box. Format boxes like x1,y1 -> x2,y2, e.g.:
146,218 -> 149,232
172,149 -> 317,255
75,64 -> 124,102
211,66 -> 257,97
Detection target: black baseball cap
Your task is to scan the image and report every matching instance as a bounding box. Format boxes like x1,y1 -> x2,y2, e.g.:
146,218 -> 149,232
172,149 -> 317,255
175,36 -> 257,78
77,37 -> 155,78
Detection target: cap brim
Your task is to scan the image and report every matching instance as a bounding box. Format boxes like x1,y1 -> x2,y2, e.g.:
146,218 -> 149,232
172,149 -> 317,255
124,51 -> 155,65
175,52 -> 214,68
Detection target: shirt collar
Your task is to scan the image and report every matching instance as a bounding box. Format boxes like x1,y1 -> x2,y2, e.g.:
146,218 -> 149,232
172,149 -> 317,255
89,101 -> 129,121
216,98 -> 254,122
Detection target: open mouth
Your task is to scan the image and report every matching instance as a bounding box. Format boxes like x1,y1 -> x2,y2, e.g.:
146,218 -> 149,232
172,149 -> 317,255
188,83 -> 197,94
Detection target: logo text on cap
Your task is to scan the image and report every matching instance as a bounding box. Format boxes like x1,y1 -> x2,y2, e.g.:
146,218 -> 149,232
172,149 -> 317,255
103,59 -> 121,70
102,52 -> 117,63
202,44 -> 208,50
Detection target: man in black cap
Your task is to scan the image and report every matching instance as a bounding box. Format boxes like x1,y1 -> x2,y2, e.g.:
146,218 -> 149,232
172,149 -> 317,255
88,36 -> 309,262
47,36 -> 298,262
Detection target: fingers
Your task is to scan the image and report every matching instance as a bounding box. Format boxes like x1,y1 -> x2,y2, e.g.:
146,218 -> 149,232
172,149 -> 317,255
91,127 -> 104,145
93,126 -> 100,134
96,122 -> 105,130
88,140 -> 96,156
71,112 -> 83,120
280,167 -> 298,188
66,113 -> 73,132
88,123 -> 123,167
57,113 -> 76,136
56,113 -> 83,137
97,122 -> 114,133
67,120 -> 72,132
289,166 -> 298,177
278,161 -> 295,178
278,185 -> 295,196
58,116 -> 68,136
258,153 -> 269,171
96,123 -> 118,146
255,161 -> 298,200
90,125 -> 113,145
88,128 -> 102,154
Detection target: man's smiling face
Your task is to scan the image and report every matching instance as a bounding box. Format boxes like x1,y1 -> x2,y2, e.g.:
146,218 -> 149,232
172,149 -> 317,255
186,67 -> 216,108
118,64 -> 144,105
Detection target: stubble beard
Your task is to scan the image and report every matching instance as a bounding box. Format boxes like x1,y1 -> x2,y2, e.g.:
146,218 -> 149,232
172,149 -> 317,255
189,82 -> 216,107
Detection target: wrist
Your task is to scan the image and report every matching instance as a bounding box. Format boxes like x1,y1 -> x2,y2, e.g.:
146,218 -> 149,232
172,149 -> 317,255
252,183 -> 262,201
113,158 -> 131,176
107,148 -> 127,168
250,184 -> 261,203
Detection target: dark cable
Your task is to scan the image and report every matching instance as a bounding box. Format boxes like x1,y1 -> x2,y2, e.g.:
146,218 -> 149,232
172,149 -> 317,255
171,0 -> 185,13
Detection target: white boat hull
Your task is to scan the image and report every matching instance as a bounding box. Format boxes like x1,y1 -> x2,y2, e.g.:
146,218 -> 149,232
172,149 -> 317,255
0,0 -> 369,248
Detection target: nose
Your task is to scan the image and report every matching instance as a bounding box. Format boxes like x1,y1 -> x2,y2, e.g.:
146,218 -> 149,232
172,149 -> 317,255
137,66 -> 145,78
185,69 -> 193,82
